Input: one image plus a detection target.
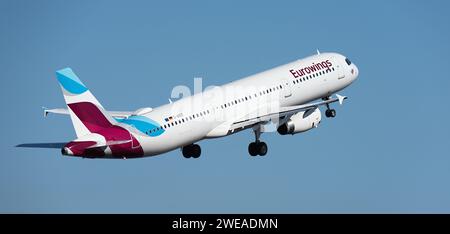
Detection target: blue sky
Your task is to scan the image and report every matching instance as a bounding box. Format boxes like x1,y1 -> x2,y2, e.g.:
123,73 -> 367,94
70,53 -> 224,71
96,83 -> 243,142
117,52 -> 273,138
1,0 -> 450,213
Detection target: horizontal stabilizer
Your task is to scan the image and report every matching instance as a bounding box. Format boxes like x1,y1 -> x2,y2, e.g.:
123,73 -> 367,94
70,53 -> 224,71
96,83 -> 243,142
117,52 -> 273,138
44,107 -> 133,119
16,143 -> 66,148
43,107 -> 69,117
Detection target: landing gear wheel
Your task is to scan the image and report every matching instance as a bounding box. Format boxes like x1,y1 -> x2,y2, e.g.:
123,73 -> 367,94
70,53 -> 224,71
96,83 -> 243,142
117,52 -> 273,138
248,141 -> 268,156
182,147 -> 191,158
248,142 -> 258,156
192,144 -> 201,158
257,142 -> 268,156
182,144 -> 201,159
325,109 -> 336,118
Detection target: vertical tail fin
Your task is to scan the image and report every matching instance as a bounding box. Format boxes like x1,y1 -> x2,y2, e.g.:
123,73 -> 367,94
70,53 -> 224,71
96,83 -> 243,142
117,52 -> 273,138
56,68 -> 116,137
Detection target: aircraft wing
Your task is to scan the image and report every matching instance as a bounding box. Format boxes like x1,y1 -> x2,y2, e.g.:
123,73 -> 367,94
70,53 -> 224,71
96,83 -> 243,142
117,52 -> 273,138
44,108 -> 133,119
229,94 -> 347,131
16,140 -> 132,150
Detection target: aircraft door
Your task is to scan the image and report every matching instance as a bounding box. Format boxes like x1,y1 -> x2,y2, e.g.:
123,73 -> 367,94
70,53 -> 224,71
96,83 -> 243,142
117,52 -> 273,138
282,78 -> 292,98
335,58 -> 345,80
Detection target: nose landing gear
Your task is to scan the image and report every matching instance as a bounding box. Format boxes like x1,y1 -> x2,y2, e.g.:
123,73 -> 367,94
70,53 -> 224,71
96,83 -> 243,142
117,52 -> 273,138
323,97 -> 337,118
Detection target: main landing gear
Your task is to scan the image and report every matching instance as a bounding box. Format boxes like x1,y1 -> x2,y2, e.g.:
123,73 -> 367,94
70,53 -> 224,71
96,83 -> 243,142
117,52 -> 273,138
182,144 -> 201,158
248,126 -> 268,157
323,97 -> 337,118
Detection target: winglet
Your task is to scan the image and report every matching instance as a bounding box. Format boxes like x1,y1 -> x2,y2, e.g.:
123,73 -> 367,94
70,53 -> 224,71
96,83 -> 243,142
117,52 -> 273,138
336,94 -> 347,105
42,107 -> 48,117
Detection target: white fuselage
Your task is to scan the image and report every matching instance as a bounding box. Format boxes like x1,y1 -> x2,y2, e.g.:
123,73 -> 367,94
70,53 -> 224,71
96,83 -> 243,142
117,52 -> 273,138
127,52 -> 358,156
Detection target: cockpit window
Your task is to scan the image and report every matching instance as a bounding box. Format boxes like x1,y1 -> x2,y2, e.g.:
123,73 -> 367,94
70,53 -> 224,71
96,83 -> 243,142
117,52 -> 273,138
345,58 -> 352,65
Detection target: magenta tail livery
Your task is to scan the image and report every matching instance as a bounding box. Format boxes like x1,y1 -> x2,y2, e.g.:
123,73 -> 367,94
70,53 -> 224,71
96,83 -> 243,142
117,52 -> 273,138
20,52 -> 358,159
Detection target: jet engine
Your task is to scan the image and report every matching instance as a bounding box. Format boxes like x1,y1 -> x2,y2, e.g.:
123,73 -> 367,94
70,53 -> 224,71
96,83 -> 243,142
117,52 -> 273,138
277,108 -> 321,135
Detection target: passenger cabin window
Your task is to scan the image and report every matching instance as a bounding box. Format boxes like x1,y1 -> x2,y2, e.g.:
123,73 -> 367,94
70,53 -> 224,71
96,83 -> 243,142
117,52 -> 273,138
345,58 -> 352,65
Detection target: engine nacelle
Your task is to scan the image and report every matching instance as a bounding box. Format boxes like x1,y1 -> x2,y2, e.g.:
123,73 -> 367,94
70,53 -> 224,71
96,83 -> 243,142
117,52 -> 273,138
277,108 -> 321,135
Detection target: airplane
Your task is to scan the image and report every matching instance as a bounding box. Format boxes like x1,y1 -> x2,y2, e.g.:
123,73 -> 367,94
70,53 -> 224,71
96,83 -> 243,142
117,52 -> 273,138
17,52 -> 358,159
